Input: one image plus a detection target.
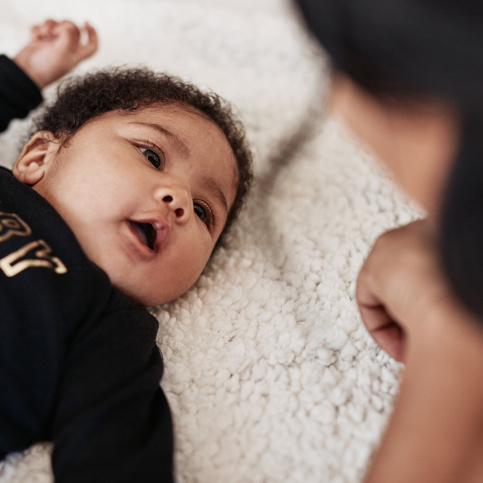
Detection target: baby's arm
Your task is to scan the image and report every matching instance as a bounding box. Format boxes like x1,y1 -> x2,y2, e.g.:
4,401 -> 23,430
0,55 -> 42,133
0,20 -> 97,133
51,291 -> 175,482
13,19 -> 98,89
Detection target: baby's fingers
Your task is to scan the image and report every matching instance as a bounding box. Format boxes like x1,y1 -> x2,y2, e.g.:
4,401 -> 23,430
31,19 -> 57,41
56,20 -> 82,47
76,22 -> 98,61
55,20 -> 97,63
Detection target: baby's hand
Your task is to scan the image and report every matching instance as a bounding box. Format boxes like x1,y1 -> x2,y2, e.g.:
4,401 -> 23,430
13,19 -> 98,89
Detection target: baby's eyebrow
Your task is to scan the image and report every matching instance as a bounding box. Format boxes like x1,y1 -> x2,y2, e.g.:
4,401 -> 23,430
128,121 -> 190,159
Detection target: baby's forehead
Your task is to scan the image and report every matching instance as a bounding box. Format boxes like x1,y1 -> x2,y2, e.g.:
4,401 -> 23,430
109,104 -> 226,143
90,104 -> 230,152
133,102 -> 213,124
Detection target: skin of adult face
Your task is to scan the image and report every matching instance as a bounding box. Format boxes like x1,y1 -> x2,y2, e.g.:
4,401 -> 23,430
13,105 -> 238,306
328,73 -> 461,217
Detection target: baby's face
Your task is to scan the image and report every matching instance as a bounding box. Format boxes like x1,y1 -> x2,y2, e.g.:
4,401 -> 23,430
18,105 -> 238,305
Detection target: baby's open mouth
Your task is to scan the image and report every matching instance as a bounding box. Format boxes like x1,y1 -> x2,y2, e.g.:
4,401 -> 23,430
129,221 -> 157,250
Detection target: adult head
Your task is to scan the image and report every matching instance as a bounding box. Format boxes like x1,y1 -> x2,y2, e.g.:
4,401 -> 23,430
295,0 -> 483,318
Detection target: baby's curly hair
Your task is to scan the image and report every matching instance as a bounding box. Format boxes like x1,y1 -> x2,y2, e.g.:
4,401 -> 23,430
32,67 -> 253,240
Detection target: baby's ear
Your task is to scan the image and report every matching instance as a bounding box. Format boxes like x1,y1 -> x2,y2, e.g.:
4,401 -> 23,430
13,131 -> 60,185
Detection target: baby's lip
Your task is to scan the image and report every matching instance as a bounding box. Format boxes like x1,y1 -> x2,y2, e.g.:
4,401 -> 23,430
128,217 -> 170,252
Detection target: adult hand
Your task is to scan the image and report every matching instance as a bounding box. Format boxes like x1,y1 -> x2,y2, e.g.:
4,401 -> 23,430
358,219 -> 483,482
13,19 -> 98,89
356,219 -> 456,362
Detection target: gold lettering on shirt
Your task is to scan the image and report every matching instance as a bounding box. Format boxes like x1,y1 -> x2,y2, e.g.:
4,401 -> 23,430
0,212 -> 31,242
0,239 -> 68,277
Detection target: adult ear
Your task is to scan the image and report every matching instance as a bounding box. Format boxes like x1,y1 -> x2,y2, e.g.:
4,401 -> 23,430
13,131 -> 60,185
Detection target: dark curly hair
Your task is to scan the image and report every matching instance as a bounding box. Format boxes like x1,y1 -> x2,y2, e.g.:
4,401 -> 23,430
32,67 -> 253,242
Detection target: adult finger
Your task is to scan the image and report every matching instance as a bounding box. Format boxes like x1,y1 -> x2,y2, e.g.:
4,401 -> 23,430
356,273 -> 405,361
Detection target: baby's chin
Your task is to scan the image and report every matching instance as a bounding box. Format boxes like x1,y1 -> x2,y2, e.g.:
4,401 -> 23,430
80,250 -> 180,307
114,284 -> 170,307
84,247 -> 197,307
111,277 -> 183,308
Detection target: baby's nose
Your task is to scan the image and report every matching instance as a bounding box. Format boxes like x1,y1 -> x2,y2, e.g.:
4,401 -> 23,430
155,184 -> 191,223
162,194 -> 185,218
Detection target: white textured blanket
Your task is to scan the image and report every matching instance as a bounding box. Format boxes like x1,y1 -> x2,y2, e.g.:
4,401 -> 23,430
0,1 -> 420,481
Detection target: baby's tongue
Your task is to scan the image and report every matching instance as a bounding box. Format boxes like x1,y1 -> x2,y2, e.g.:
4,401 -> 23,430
129,221 -> 149,247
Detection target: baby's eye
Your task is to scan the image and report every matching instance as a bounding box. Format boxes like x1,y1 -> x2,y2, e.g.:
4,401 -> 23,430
194,203 -> 207,222
193,201 -> 213,227
139,147 -> 161,169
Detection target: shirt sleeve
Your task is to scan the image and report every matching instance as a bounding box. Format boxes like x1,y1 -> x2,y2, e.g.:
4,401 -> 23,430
51,290 -> 174,483
0,54 -> 43,133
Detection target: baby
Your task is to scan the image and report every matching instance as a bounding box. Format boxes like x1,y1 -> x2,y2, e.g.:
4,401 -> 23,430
0,20 -> 252,482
